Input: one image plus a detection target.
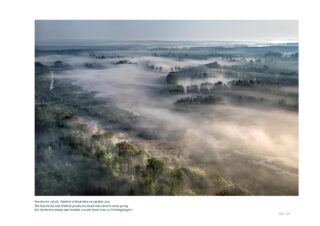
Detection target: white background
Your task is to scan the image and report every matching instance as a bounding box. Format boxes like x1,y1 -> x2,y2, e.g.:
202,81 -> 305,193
0,0 -> 319,225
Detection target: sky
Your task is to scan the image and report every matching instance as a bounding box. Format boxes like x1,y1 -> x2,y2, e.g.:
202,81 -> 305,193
35,20 -> 298,44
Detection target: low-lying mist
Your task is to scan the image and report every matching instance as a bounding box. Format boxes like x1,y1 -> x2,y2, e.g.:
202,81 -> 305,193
37,53 -> 298,195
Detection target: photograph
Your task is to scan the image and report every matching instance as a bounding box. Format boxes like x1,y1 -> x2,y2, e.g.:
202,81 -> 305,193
4,0 -> 320,224
35,20 -> 298,196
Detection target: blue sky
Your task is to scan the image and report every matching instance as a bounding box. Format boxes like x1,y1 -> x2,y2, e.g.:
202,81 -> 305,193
35,20 -> 298,43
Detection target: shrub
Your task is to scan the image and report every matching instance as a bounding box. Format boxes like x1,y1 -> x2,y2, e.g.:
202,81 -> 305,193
146,158 -> 165,177
117,141 -> 138,157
